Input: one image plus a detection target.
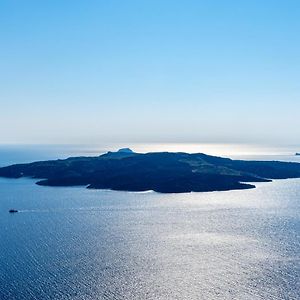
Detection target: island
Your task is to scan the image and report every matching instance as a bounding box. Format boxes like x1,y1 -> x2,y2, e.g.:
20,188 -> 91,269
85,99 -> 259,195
1,148 -> 300,193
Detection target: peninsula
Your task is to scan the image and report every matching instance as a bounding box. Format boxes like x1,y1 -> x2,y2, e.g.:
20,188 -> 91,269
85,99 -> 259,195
1,149 -> 300,193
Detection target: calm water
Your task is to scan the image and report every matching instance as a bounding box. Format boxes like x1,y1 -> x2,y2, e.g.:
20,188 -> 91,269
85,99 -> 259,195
0,146 -> 300,299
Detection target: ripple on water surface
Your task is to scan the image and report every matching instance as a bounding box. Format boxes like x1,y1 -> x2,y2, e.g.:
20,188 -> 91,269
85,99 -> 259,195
0,178 -> 300,299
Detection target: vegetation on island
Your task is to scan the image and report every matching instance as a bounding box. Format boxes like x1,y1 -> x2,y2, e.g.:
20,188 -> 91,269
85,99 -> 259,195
1,149 -> 300,193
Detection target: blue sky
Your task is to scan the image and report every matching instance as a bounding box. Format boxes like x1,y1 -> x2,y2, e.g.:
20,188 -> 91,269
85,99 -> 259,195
0,0 -> 299,145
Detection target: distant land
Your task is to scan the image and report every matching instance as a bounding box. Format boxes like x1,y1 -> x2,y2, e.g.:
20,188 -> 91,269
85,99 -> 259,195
1,149 -> 300,193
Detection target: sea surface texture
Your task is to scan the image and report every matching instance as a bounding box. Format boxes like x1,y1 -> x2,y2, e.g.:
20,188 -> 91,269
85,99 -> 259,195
0,147 -> 299,300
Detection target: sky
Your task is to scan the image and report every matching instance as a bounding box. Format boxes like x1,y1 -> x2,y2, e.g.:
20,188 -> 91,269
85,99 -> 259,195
0,0 -> 299,146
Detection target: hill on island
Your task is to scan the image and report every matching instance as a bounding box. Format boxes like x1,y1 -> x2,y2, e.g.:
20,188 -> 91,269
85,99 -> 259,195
1,149 -> 300,193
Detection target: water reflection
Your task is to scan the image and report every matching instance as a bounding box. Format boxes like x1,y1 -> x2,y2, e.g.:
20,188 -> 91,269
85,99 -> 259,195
0,177 -> 299,299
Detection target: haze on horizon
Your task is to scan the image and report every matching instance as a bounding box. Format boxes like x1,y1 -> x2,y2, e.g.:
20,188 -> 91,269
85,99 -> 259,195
1,1 -> 299,146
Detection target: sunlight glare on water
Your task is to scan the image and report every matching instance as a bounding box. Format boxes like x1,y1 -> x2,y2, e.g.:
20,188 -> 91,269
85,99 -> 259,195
0,177 -> 300,300
0,145 -> 300,299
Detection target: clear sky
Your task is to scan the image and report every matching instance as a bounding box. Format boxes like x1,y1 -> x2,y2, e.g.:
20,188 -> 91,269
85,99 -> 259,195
0,0 -> 299,146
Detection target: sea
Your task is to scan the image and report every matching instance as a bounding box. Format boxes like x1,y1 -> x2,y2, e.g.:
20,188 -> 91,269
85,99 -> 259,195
0,144 -> 300,300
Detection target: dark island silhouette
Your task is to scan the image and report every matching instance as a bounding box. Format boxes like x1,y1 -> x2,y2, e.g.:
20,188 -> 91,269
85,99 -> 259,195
1,148 -> 300,193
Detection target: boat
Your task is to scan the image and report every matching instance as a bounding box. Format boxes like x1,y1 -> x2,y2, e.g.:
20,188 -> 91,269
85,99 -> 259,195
9,209 -> 18,213
296,153 -> 300,156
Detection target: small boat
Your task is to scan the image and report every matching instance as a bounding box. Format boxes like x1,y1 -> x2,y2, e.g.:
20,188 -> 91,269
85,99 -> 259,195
296,153 -> 300,156
9,209 -> 18,213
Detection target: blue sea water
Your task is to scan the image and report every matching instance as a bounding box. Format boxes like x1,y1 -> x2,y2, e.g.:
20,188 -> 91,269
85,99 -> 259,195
0,146 -> 300,299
